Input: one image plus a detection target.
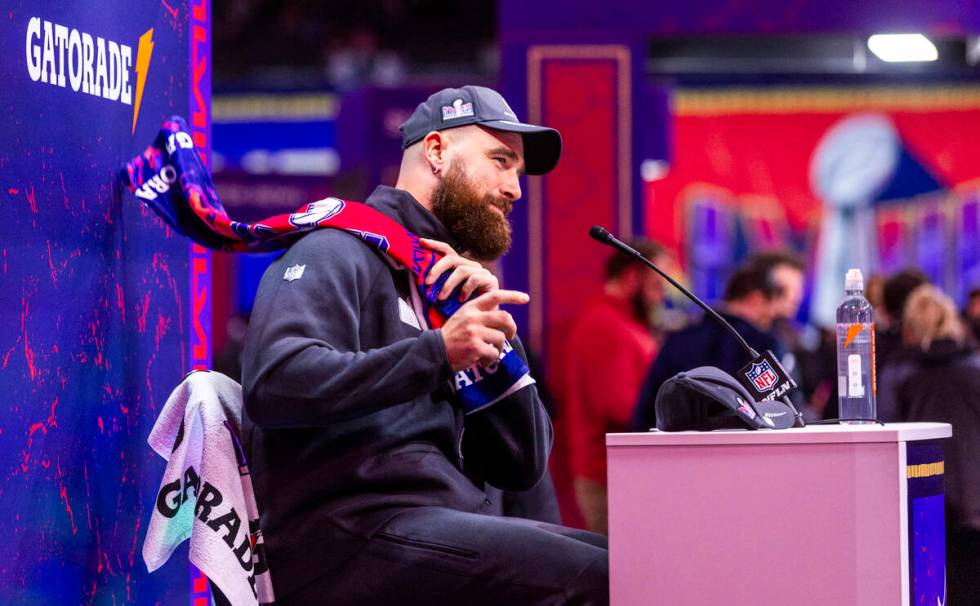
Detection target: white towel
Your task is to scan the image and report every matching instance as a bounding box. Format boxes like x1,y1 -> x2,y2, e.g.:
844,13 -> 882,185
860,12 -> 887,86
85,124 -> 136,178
143,370 -> 275,605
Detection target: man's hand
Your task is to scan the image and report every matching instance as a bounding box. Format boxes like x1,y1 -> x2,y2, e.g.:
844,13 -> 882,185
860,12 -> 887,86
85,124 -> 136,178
440,290 -> 528,371
421,238 -> 499,301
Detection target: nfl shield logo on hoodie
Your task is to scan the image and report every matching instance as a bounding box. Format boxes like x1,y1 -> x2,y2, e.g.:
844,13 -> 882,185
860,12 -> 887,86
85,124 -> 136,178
283,264 -> 306,282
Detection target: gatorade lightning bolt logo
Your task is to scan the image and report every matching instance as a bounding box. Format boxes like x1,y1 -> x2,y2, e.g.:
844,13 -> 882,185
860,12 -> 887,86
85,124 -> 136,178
132,29 -> 154,134
843,323 -> 864,347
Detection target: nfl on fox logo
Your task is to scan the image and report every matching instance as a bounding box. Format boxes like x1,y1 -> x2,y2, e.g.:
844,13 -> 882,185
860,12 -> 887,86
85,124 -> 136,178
746,359 -> 779,392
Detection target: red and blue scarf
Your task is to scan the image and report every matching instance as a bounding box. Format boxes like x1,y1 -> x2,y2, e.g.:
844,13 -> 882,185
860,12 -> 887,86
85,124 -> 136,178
124,117 -> 531,414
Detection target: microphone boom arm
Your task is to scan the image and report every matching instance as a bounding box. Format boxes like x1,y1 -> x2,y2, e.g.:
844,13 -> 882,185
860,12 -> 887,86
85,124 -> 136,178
589,225 -> 805,428
589,226 -> 759,357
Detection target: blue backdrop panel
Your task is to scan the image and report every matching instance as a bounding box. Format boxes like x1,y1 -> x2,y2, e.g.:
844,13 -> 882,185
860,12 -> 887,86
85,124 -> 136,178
0,2 -> 200,603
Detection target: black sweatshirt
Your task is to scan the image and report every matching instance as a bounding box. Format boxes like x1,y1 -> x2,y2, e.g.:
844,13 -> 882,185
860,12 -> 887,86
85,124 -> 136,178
240,185 -> 552,595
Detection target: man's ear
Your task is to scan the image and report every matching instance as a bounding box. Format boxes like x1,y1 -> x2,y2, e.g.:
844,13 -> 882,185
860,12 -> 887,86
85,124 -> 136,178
422,131 -> 448,174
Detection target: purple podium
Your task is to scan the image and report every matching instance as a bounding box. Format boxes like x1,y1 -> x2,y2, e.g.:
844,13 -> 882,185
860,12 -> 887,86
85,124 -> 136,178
607,423 -> 951,605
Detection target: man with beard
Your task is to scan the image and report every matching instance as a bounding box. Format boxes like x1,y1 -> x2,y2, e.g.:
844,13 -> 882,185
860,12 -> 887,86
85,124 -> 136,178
241,86 -> 608,605
561,240 -> 666,534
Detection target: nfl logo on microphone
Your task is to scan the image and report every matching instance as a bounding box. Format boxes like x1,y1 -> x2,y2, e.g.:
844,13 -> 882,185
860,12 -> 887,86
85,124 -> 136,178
746,359 -> 779,392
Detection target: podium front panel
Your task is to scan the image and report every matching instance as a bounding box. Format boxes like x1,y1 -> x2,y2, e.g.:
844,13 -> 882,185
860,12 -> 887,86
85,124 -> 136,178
607,423 -> 951,605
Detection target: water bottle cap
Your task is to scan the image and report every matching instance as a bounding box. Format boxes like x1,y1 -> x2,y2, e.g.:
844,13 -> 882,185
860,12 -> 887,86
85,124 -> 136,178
845,268 -> 864,291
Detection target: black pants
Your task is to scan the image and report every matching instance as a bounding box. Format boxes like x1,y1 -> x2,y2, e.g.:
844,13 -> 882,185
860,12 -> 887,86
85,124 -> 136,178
947,524 -> 980,606
278,507 -> 609,605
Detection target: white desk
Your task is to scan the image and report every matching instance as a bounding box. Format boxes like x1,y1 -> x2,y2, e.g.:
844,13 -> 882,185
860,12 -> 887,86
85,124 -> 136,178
607,423 -> 951,605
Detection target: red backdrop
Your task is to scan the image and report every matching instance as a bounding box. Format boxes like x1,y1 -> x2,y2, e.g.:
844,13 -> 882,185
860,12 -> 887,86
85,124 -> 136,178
646,86 -> 980,262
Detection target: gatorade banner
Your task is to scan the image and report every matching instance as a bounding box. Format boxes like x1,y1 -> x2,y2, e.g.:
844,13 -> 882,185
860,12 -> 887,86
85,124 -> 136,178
0,1 -> 208,603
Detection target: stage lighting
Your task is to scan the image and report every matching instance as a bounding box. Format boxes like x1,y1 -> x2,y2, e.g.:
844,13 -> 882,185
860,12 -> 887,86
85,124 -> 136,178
867,34 -> 938,62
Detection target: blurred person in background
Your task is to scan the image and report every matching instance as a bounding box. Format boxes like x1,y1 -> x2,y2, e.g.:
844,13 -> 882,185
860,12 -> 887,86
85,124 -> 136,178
747,250 -> 806,329
878,268 -> 930,368
864,274 -> 888,328
873,268 -> 931,420
880,285 -> 980,603
631,261 -> 792,431
562,239 -> 667,534
745,250 -> 809,415
964,287 -> 980,343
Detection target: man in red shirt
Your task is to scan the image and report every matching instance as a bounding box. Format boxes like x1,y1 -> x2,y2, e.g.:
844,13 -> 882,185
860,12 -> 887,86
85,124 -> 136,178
562,240 -> 667,534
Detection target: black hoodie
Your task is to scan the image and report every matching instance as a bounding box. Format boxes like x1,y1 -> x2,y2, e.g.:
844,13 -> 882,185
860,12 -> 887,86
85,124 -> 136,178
888,339 -> 980,532
240,186 -> 552,595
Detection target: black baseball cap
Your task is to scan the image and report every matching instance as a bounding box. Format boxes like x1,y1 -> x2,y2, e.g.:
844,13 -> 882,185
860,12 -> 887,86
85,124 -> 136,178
654,366 -> 796,431
399,85 -> 562,175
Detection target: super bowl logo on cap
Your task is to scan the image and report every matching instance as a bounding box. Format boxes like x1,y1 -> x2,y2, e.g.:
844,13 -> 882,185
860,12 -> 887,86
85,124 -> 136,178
288,197 -> 345,228
745,359 -> 779,393
442,98 -> 474,121
734,396 -> 757,420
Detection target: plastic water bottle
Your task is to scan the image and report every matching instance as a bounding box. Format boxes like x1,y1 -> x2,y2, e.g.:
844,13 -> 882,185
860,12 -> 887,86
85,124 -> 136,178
836,269 -> 876,423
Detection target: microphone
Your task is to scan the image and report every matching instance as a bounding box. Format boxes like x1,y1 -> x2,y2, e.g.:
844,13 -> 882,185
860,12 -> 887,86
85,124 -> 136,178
589,225 -> 805,428
588,225 -> 614,244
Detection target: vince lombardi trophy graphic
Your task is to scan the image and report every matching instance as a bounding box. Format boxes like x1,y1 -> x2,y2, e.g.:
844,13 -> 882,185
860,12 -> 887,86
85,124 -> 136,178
810,113 -> 900,327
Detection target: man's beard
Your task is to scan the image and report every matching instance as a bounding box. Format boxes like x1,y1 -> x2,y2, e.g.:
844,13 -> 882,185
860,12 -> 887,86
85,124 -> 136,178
431,162 -> 513,261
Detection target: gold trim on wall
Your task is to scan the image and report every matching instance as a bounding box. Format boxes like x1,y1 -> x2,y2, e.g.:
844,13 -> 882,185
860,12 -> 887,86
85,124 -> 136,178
676,86 -> 980,116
